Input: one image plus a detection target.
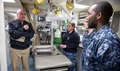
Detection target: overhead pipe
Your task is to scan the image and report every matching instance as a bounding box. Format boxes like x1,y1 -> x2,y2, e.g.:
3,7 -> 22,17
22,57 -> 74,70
50,2 -> 72,18
19,0 -> 41,46
19,0 -> 37,33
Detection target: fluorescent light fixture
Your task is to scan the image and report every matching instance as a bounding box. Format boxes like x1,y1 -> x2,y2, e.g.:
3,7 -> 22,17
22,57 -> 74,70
3,0 -> 15,3
46,14 -> 71,21
9,13 -> 16,16
55,14 -> 63,17
7,13 -> 16,16
74,4 -> 89,9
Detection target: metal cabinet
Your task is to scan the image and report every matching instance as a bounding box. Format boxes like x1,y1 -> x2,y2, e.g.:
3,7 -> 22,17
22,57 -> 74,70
76,46 -> 83,71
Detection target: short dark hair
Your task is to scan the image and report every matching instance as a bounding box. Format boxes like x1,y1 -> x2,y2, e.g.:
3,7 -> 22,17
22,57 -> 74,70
94,1 -> 113,21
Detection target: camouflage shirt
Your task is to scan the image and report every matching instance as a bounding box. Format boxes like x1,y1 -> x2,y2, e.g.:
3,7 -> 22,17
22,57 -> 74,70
82,24 -> 120,71
82,29 -> 96,49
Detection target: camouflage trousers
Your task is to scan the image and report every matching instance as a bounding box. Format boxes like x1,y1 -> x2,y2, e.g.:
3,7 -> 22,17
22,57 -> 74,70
63,51 -> 77,71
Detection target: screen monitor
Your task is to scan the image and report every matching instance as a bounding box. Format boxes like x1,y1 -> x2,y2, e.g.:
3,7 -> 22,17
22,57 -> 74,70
38,16 -> 45,22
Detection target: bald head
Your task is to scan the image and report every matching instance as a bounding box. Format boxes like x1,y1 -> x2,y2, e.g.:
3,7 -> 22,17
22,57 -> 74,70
16,9 -> 26,22
17,9 -> 25,14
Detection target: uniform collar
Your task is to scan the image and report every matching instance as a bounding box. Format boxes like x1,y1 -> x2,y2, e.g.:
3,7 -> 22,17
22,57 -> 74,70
16,19 -> 25,23
96,24 -> 109,34
93,24 -> 110,39
67,29 -> 75,34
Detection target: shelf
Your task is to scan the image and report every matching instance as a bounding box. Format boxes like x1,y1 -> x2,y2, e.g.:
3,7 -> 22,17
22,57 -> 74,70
76,26 -> 86,30
77,24 -> 84,26
79,17 -> 86,19
77,12 -> 88,27
77,12 -> 88,35
78,12 -> 88,19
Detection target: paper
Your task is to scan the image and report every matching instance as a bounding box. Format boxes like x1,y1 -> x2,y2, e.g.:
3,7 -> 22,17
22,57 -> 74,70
11,36 -> 25,42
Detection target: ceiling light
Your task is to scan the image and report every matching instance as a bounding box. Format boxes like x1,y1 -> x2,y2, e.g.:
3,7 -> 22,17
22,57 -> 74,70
8,13 -> 16,16
74,4 -> 89,9
3,0 -> 15,3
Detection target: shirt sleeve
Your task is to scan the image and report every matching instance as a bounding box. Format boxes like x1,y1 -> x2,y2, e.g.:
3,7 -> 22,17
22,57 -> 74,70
8,22 -> 25,39
96,38 -> 120,70
23,23 -> 35,38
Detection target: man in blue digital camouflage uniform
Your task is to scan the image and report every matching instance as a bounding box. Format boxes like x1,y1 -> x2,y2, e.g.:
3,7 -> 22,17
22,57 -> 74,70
82,17 -> 96,71
82,17 -> 96,49
82,1 -> 120,71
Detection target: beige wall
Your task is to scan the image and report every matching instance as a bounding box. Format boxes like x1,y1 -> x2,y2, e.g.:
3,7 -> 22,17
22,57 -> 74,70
111,12 -> 120,38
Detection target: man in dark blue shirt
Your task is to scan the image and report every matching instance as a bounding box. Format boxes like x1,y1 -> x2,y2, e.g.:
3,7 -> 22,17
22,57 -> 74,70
82,1 -> 120,71
8,9 -> 34,71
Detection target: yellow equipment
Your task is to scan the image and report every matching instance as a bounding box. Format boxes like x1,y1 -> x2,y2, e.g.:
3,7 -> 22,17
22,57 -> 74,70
66,1 -> 74,10
34,0 -> 44,4
55,10 -> 62,15
32,8 -> 40,14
